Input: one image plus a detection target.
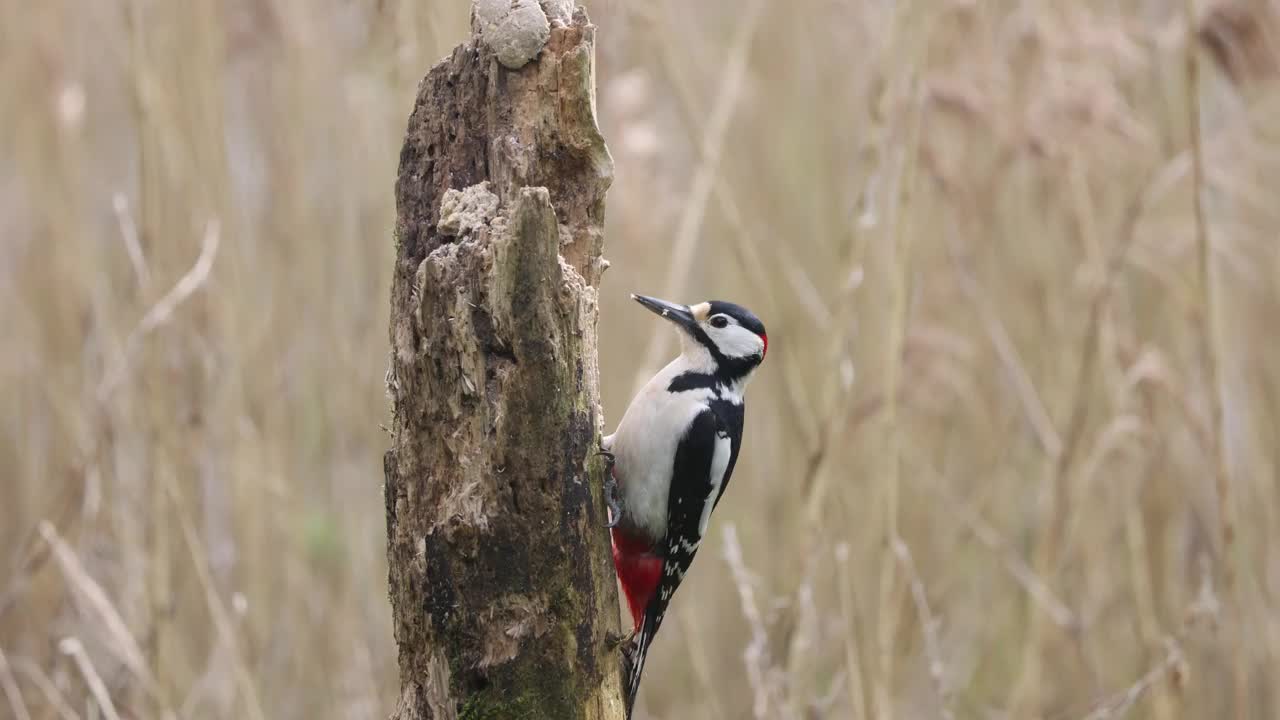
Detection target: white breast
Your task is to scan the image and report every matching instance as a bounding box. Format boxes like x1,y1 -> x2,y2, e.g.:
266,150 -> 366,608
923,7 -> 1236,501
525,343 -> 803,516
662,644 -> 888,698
605,357 -> 716,541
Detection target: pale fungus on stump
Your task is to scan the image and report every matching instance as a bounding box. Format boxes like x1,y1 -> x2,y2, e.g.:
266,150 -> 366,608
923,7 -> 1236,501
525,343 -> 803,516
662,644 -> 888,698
383,1 -> 624,719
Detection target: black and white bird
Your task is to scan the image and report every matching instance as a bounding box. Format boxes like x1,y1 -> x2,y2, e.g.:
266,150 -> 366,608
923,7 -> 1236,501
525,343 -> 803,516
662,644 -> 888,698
600,293 -> 768,717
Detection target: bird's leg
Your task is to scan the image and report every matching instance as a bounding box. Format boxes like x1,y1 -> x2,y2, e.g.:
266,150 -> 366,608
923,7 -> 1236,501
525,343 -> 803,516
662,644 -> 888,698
596,449 -> 624,528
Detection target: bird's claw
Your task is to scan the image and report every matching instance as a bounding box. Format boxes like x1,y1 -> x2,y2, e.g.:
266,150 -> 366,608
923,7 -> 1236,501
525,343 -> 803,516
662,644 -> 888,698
604,479 -> 623,529
596,450 -> 624,528
606,627 -> 637,651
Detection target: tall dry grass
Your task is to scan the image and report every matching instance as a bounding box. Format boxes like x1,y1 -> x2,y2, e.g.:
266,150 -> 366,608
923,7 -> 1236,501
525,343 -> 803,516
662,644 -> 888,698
4,0 -> 1280,718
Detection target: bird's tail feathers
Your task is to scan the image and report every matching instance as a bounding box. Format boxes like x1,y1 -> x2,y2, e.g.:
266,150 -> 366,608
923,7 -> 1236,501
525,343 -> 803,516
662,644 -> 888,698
624,612 -> 658,719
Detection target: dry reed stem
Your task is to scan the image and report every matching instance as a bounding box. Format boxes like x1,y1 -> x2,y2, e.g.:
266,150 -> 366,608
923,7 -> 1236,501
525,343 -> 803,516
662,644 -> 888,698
789,251 -> 868,524
163,474 -> 266,720
797,267 -> 871,526
97,219 -> 221,400
0,470 -> 87,623
836,544 -> 870,720
676,609 -> 727,720
1008,160 -> 1154,712
630,0 -> 766,389
0,647 -> 31,720
59,637 -> 122,720
918,468 -> 1078,630
112,191 -> 150,289
1186,0 -> 1233,566
8,658 -> 80,720
890,539 -> 954,720
37,522 -> 158,693
875,21 -> 929,719
1123,474 -> 1179,720
1077,637 -> 1186,720
778,553 -> 822,705
723,524 -> 786,720
127,217 -> 221,343
948,233 -> 1063,458
1064,568 -> 1220,720
1123,354 -> 1179,720
1184,2 -> 1245,716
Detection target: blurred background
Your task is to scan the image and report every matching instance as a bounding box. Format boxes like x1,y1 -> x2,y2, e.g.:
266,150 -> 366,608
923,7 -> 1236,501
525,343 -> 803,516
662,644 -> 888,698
4,0 -> 1280,718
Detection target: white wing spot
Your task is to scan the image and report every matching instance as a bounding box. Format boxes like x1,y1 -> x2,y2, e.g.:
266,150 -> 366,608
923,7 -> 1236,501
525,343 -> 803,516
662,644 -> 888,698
699,432 -> 733,537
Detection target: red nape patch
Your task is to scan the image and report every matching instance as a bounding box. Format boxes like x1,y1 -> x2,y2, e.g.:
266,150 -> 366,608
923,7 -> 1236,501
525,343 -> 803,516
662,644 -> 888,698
611,528 -> 661,631
761,333 -> 768,357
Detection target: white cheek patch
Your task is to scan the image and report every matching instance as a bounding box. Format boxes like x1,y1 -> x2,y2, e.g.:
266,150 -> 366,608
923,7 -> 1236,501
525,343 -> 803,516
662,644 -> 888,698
713,326 -> 765,359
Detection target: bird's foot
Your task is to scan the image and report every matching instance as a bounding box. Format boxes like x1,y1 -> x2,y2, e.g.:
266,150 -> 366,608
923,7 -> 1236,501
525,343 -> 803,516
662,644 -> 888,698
596,450 -> 624,528
606,626 -> 637,651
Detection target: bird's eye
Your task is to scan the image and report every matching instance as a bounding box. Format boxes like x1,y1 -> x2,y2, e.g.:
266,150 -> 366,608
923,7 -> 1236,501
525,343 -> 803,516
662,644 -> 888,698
709,315 -> 729,328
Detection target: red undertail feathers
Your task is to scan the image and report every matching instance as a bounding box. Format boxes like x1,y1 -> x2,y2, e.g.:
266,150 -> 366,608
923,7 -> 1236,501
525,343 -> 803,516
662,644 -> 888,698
610,527 -> 661,632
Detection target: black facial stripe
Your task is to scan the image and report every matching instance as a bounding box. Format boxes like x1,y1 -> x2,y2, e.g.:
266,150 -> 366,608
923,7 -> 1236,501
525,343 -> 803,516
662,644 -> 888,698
687,323 -> 762,381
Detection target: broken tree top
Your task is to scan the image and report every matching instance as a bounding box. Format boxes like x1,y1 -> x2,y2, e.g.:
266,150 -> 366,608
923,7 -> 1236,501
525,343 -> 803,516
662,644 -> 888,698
473,0 -> 576,69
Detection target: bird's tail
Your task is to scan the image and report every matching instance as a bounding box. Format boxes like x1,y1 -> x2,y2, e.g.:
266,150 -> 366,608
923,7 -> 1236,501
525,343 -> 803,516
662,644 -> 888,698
623,611 -> 658,719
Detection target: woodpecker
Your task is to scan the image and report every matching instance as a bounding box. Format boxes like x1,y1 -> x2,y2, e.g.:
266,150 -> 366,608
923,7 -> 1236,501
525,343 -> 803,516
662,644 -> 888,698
600,293 -> 767,716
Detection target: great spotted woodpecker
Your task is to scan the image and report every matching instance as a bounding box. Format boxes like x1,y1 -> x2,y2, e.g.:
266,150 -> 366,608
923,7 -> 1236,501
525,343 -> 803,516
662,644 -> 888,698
600,293 -> 767,716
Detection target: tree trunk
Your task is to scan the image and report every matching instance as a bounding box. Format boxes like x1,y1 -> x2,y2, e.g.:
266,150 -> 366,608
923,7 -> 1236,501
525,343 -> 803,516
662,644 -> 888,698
384,2 -> 622,719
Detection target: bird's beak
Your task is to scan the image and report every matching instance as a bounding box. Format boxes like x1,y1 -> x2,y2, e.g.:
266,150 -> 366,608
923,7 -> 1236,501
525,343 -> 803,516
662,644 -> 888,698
631,294 -> 698,332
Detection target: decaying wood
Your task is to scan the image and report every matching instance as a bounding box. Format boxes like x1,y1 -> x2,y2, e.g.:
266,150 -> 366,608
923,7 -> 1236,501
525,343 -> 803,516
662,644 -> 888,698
384,3 -> 621,718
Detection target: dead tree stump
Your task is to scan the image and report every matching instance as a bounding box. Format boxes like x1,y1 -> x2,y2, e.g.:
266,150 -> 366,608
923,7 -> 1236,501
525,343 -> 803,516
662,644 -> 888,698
383,2 -> 622,718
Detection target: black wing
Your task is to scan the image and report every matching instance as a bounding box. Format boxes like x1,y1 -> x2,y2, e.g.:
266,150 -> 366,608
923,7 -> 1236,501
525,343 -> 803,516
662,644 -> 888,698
625,407 -> 740,716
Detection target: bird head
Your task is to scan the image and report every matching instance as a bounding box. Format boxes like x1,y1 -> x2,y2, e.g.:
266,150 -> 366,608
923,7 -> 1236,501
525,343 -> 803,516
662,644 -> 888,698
632,293 -> 767,378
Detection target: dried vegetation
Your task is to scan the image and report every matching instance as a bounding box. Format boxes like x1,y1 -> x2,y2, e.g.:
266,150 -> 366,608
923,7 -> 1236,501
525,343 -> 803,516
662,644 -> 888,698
4,0 -> 1280,718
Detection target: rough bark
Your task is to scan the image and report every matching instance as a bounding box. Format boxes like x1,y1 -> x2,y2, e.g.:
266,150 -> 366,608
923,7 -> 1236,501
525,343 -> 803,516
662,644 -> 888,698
384,3 -> 622,719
